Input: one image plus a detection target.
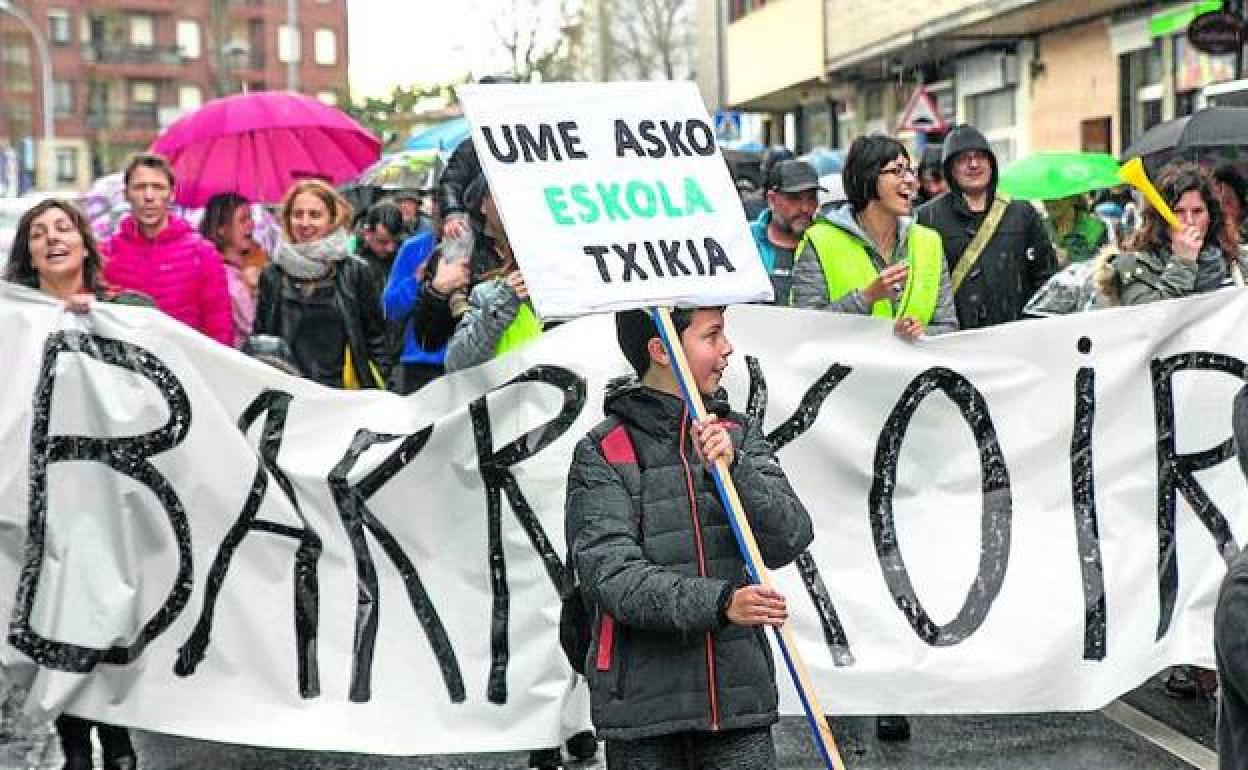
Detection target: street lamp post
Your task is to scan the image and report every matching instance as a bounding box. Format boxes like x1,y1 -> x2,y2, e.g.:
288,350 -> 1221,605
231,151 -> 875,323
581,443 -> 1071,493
286,0 -> 298,91
0,0 -> 56,188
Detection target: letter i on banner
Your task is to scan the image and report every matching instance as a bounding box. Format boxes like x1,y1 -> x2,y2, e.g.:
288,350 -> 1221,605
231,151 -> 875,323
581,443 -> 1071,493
650,307 -> 845,770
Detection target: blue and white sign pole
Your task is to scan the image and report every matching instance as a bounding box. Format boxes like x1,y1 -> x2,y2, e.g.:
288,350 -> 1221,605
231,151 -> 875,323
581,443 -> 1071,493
649,306 -> 845,770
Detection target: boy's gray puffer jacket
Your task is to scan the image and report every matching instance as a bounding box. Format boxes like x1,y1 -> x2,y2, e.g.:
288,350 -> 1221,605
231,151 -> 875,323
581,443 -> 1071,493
565,381 -> 814,741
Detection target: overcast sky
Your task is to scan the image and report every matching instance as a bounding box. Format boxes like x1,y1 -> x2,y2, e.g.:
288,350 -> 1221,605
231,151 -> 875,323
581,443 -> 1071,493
346,0 -> 515,99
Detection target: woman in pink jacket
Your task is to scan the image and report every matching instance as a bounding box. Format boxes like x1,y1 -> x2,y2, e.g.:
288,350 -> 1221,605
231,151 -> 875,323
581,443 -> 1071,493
101,154 -> 233,346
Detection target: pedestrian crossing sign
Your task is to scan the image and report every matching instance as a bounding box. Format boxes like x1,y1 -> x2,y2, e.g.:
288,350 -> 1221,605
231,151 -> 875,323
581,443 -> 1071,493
898,86 -> 948,133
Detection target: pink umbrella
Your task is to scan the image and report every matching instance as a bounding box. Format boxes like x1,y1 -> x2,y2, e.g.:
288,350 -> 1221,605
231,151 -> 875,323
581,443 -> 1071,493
150,91 -> 380,207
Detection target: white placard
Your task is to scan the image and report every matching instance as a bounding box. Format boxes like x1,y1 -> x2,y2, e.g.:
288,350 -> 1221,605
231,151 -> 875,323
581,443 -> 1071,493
459,82 -> 773,319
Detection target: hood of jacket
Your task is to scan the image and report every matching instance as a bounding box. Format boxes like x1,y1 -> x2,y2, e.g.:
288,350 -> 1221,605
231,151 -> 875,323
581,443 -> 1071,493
818,201 -> 916,257
116,213 -> 196,246
941,124 -> 998,214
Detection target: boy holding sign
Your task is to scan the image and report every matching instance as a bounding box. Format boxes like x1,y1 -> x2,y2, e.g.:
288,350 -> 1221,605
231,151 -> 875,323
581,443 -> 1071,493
564,308 -> 813,769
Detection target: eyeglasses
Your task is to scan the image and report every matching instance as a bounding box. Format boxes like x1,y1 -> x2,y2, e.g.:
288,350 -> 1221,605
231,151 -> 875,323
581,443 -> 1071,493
880,165 -> 917,180
953,150 -> 992,167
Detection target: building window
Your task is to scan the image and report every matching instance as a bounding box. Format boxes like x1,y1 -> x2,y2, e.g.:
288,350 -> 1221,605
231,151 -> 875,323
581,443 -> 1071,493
316,91 -> 337,106
129,14 -> 155,48
177,21 -> 201,59
9,101 -> 32,124
179,85 -> 202,110
314,28 -> 336,66
3,40 -> 31,66
862,85 -> 888,135
52,81 -> 73,117
3,42 -> 33,93
1145,37 -> 1165,85
967,87 -> 1017,165
968,88 -> 1015,132
55,147 -> 78,186
131,81 -> 158,105
48,10 -> 71,45
278,25 -> 301,63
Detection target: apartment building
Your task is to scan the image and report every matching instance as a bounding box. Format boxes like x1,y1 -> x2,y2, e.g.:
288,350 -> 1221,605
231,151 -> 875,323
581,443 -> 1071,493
0,0 -> 349,193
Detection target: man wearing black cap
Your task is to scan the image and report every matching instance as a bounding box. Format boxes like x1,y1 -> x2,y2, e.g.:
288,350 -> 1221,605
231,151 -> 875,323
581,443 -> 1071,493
749,159 -> 822,306
916,125 -> 1056,329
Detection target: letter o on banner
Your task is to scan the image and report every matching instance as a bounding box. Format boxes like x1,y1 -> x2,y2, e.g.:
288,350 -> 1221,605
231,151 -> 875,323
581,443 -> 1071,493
869,367 -> 1012,646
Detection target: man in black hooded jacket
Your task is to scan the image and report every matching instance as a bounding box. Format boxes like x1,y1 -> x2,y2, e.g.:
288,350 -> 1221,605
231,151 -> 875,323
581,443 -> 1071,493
916,124 -> 1057,329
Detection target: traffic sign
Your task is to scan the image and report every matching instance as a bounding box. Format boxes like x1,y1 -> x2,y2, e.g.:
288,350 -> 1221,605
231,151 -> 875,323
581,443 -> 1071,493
1188,10 -> 1244,56
898,86 -> 948,134
714,110 -> 742,141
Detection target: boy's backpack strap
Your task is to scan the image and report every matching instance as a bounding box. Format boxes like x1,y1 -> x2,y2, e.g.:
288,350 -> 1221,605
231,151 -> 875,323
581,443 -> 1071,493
560,417 -> 642,675
567,416 -> 643,580
591,417 -> 642,505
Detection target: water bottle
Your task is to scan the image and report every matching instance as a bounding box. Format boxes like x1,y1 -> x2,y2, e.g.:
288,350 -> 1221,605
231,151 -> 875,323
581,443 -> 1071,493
442,215 -> 474,264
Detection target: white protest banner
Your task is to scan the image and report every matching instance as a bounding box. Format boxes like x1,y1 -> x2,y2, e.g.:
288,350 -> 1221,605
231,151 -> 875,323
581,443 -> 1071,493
457,82 -> 773,318
2,285 -> 1247,753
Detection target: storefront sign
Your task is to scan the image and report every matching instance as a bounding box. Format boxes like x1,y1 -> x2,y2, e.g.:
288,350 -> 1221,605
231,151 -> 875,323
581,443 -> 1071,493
1188,10 -> 1244,56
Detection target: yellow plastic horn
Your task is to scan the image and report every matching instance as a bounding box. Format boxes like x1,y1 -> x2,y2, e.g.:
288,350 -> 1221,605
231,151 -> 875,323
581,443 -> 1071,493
1119,157 -> 1180,230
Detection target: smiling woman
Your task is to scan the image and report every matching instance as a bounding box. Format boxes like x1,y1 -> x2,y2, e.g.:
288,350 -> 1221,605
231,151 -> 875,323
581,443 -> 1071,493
790,134 -> 959,340
0,197 -> 149,770
3,199 -> 150,312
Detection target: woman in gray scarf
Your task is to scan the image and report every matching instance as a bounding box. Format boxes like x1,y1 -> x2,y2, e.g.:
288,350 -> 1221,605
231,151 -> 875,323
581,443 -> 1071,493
254,180 -> 392,388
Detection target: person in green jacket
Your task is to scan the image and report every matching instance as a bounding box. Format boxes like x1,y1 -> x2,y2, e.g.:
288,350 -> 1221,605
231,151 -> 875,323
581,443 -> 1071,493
444,180 -> 545,372
1043,193 -> 1108,266
791,134 -> 958,340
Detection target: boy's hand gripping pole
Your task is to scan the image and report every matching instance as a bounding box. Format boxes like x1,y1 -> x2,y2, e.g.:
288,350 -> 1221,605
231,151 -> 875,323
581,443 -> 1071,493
649,307 -> 844,770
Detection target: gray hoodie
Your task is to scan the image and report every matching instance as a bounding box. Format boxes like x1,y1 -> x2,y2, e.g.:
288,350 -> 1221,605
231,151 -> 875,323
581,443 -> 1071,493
790,202 -> 959,335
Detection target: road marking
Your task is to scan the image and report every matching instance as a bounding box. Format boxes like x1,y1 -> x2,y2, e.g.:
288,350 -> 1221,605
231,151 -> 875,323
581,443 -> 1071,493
1102,700 -> 1219,770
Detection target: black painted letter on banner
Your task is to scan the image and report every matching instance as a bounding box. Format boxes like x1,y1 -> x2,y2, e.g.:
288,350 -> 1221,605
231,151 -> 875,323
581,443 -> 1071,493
175,390 -> 324,698
870,367 -> 1012,646
1071,339 -> 1107,660
470,365 -> 587,703
745,356 -> 856,665
9,332 -> 193,671
329,425 -> 465,703
1151,352 -> 1247,640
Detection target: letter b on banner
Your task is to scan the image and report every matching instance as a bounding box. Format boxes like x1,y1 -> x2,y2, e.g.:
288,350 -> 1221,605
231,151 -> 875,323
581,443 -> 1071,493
9,332 -> 193,672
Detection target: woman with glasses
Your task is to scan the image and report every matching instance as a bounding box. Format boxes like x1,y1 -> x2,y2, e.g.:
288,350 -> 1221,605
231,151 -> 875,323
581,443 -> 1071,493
791,133 -> 958,339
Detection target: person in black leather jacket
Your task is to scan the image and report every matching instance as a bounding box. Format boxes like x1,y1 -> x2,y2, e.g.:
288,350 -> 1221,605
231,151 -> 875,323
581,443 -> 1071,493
437,74 -> 516,243
255,180 -> 392,389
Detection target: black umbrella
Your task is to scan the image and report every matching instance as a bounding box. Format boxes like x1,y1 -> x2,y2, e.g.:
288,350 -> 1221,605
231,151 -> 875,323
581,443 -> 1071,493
1122,107 -> 1248,165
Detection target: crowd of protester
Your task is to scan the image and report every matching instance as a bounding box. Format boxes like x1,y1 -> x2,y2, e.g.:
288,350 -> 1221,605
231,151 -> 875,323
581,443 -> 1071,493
7,119 -> 1248,769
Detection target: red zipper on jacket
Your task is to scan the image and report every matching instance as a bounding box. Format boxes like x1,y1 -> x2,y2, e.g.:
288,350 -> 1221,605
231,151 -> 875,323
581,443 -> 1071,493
678,409 -> 720,732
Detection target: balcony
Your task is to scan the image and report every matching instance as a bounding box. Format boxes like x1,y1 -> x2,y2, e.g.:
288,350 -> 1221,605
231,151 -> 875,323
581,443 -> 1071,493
84,0 -> 177,10
224,49 -> 267,73
83,43 -> 183,67
227,0 -> 268,16
86,105 -> 160,132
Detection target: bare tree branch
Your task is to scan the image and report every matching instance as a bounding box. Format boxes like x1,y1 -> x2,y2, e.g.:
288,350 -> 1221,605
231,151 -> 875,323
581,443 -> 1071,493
605,0 -> 693,81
